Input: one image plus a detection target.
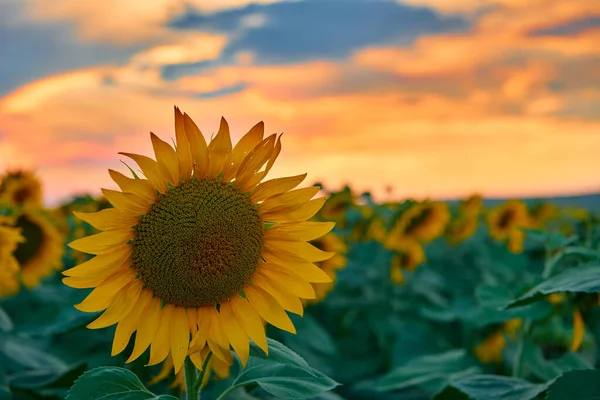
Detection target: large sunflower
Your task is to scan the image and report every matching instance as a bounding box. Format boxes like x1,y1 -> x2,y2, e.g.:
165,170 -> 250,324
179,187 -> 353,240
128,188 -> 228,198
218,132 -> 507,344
0,170 -> 43,209
0,224 -> 25,297
11,210 -> 64,289
64,107 -> 334,374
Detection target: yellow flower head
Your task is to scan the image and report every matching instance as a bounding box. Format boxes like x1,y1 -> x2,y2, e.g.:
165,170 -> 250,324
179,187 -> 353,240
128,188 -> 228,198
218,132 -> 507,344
10,210 -> 64,290
529,203 -> 559,227
387,237 -> 425,273
307,233 -> 348,303
0,170 -> 43,209
318,187 -> 355,227
459,194 -> 483,217
63,107 -> 335,374
487,200 -> 530,240
0,225 -> 25,297
474,331 -> 506,364
446,215 -> 478,245
389,201 -> 450,244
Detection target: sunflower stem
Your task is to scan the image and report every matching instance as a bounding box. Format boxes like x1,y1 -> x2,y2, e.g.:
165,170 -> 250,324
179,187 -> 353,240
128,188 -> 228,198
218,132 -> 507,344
184,357 -> 199,400
193,351 -> 213,396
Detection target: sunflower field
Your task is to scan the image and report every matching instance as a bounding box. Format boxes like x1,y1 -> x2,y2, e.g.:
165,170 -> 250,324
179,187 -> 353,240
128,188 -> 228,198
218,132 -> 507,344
2,110 -> 600,400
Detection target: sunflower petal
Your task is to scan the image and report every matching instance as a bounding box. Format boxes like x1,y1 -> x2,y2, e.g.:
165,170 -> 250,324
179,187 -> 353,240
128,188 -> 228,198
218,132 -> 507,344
229,295 -> 268,354
223,121 -> 265,182
62,258 -> 130,289
265,221 -> 335,242
69,229 -> 132,255
250,174 -> 306,203
127,297 -> 162,363
263,261 -> 332,283
207,308 -> 232,363
235,135 -> 276,188
571,310 -> 585,352
258,266 -> 315,299
108,169 -> 156,202
63,245 -> 130,277
264,240 -> 334,263
74,268 -> 136,312
259,187 -> 320,214
183,113 -> 208,178
263,198 -> 325,222
151,132 -> 179,185
174,106 -> 193,181
148,304 -> 173,366
74,209 -> 139,231
101,189 -> 149,215
244,285 -> 296,333
219,302 -> 250,366
253,272 -> 304,315
207,117 -> 232,178
119,152 -> 168,193
171,306 -> 191,374
87,280 -> 143,329
112,289 -> 152,356
243,134 -> 282,191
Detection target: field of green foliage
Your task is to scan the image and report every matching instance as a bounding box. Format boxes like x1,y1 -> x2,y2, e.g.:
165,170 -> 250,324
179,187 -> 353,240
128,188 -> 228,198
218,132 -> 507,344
2,170 -> 600,400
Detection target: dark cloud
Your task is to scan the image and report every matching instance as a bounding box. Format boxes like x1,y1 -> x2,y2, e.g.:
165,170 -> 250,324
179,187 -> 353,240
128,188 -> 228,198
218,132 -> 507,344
529,15 -> 600,36
194,83 -> 246,98
166,0 -> 468,79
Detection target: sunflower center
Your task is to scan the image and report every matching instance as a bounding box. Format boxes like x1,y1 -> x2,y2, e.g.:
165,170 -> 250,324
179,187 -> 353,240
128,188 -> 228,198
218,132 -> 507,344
498,209 -> 515,229
13,215 -> 44,266
405,208 -> 432,234
131,177 -> 264,308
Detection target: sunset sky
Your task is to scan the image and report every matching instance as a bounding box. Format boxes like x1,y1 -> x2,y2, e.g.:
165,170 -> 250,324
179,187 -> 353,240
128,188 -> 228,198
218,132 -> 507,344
1,0 -> 599,205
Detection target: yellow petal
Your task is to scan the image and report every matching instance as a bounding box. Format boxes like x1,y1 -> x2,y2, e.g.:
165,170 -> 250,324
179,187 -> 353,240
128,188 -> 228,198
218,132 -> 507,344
257,265 -> 316,299
86,280 -> 143,329
171,306 -> 191,374
148,304 -> 174,366
262,198 -> 325,222
207,307 -> 231,363
244,285 -> 296,334
264,240 -> 334,263
187,308 -> 199,334
151,132 -> 179,185
127,297 -> 162,363
229,295 -> 268,354
252,272 -> 304,315
265,221 -> 335,242
250,174 -> 307,203
207,117 -> 232,178
262,261 -> 332,283
101,189 -> 149,216
222,121 -> 265,182
63,245 -> 130,277
259,187 -> 320,214
74,209 -> 139,231
62,258 -> 130,289
119,152 -> 168,193
174,106 -> 193,181
571,310 -> 585,352
108,169 -> 156,202
242,134 -> 282,191
235,135 -> 276,188
189,307 -> 211,354
183,113 -> 208,178
219,302 -> 250,366
69,229 -> 132,255
74,269 -> 136,312
112,289 -> 153,356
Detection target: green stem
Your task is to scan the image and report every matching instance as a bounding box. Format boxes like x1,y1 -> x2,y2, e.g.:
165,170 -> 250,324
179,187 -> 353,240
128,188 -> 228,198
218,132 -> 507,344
184,357 -> 199,400
512,320 -> 532,378
193,351 -> 213,395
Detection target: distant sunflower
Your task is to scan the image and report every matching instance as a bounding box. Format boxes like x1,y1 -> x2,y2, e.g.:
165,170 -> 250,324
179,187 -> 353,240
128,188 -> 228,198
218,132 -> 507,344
487,200 -> 531,253
0,225 -> 25,297
318,187 -> 355,228
459,194 -> 483,217
63,107 -> 334,374
307,233 -> 348,303
446,215 -> 478,245
12,210 -> 64,289
389,201 -> 450,244
386,237 -> 425,283
473,318 -> 521,364
0,170 -> 43,209
529,203 -> 558,228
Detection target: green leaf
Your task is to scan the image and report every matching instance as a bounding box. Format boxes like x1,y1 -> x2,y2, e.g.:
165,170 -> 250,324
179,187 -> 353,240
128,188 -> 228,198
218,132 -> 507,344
507,265 -> 600,308
66,366 -> 175,400
375,349 -> 481,393
0,334 -> 67,372
231,363 -> 339,400
0,364 -> 10,400
522,342 -> 592,381
8,362 -> 87,390
287,314 -> 338,356
449,375 -> 550,400
476,285 -> 514,309
0,308 -> 12,332
249,338 -> 313,374
546,370 -> 600,400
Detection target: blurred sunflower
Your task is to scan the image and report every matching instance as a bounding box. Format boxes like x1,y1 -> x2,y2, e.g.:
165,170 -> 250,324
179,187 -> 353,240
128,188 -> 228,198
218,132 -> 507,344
387,237 -> 426,285
474,318 -> 521,364
388,201 -> 450,244
63,107 -> 334,374
529,203 -> 559,228
459,194 -> 483,217
0,224 -> 25,297
11,210 -> 64,289
318,187 -> 355,228
486,200 -> 531,253
306,233 -> 348,303
446,215 -> 478,245
0,170 -> 43,209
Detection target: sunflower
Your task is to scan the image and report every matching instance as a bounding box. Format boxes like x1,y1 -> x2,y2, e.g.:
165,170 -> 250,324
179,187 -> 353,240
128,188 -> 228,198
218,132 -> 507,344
318,187 -> 355,228
306,233 -> 348,303
486,200 -> 531,253
0,224 -> 25,297
386,237 -> 425,284
473,318 -> 521,364
63,107 -> 335,374
446,215 -> 478,245
0,170 -> 43,209
388,201 -> 450,244
459,194 -> 483,217
11,209 -> 64,289
529,202 -> 558,228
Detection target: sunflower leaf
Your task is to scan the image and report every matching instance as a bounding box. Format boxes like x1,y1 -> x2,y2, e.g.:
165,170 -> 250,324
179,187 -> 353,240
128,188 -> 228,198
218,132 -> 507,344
440,374 -> 551,400
0,308 -> 12,332
545,370 -> 600,400
66,366 -> 177,400
249,338 -> 313,375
